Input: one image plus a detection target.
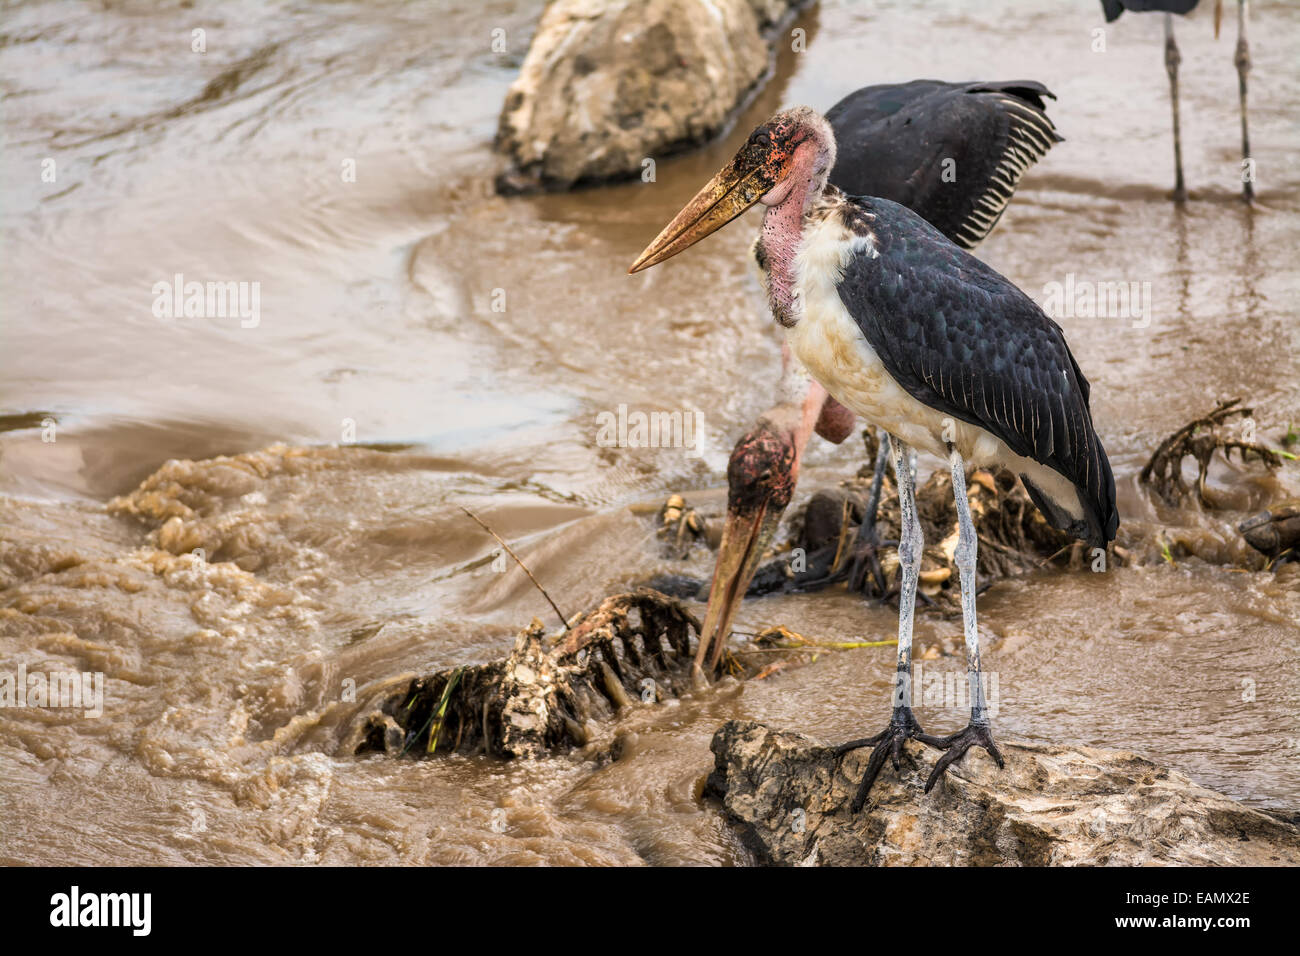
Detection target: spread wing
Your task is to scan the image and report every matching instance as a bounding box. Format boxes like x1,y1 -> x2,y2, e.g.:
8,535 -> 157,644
826,79 -> 1061,249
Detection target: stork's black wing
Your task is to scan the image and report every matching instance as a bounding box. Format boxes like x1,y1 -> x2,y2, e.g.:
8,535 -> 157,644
826,80 -> 1061,249
837,197 -> 1118,545
1100,0 -> 1200,22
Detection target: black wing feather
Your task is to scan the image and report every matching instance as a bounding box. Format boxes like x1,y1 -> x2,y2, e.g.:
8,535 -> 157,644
1101,0 -> 1200,23
837,197 -> 1118,545
826,79 -> 1062,249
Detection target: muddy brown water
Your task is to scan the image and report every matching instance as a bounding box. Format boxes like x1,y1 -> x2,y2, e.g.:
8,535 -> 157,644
1,0 -> 1298,865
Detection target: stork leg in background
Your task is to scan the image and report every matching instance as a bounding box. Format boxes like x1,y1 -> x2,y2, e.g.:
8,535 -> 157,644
914,447 -> 1005,791
845,431 -> 891,596
1235,0 -> 1253,202
1164,12 -> 1188,202
834,435 -> 932,811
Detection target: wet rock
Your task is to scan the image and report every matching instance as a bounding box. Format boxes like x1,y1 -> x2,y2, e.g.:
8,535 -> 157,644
495,0 -> 806,192
706,720 -> 1300,865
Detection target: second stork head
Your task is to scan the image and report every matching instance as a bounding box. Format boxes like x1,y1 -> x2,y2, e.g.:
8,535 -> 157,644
693,349 -> 853,681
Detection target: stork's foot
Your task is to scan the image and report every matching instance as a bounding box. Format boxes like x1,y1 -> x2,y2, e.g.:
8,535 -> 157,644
914,721 -> 1005,793
833,706 -> 927,812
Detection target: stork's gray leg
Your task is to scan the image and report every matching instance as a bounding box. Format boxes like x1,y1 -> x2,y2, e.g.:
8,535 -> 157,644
891,435 -> 922,707
1236,0 -> 1254,202
1165,13 -> 1188,202
914,448 -> 1005,792
834,434 -> 932,811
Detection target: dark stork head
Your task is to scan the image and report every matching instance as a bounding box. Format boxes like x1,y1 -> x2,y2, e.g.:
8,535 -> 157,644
628,107 -> 836,274
692,348 -> 854,679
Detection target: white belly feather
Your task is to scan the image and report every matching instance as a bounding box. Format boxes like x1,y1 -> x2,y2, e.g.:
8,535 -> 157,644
784,214 -> 1086,521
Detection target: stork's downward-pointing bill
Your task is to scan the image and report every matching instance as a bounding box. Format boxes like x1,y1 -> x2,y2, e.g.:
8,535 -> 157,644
694,451 -> 786,683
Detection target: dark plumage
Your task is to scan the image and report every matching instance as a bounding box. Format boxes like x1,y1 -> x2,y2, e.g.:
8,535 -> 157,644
826,80 -> 1062,249
835,195 -> 1119,546
1101,0 -> 1200,21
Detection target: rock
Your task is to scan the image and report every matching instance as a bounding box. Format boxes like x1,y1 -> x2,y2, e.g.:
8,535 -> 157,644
495,0 -> 806,192
706,720 -> 1300,866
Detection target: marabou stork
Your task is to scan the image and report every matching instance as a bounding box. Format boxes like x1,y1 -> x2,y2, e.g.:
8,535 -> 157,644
688,81 -> 1063,683
1102,0 -> 1254,201
629,107 -> 1118,803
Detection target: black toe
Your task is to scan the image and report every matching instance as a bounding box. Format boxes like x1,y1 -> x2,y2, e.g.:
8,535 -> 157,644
834,707 -> 929,811
915,722 -> 1004,793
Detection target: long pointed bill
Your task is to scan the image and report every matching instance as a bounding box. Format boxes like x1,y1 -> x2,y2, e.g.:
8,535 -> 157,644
628,153 -> 772,274
692,501 -> 784,683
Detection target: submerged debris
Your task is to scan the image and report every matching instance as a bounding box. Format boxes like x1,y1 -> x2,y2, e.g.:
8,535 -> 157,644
647,461 -> 1075,611
820,465 -> 1079,603
1239,498 -> 1300,567
647,398 -> 1299,605
755,624 -> 894,653
1140,398 -> 1284,507
657,493 -> 708,559
349,590 -> 703,759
